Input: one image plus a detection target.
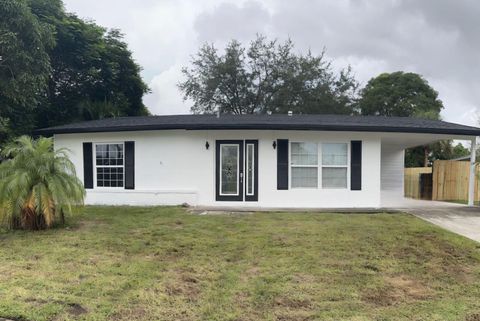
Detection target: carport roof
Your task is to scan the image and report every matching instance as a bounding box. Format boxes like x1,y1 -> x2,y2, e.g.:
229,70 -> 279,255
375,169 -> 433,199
36,114 -> 480,136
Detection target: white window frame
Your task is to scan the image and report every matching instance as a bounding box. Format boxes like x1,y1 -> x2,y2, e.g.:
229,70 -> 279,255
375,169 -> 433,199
290,141 -> 319,189
289,141 -> 350,190
219,143 -> 240,196
320,142 -> 350,190
93,142 -> 125,189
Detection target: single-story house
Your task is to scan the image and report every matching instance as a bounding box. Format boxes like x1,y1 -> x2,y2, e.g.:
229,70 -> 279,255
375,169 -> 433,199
37,114 -> 480,208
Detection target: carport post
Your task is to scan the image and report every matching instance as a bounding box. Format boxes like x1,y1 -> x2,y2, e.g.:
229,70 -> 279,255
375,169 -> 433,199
468,137 -> 477,206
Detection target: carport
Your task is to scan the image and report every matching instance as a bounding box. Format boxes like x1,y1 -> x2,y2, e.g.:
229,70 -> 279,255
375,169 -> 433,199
379,132 -> 478,207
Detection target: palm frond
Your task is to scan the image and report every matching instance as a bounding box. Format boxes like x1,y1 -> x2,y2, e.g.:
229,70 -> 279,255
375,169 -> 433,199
0,135 -> 85,230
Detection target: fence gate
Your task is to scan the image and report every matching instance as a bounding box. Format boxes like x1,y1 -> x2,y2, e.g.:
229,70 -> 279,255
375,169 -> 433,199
404,167 -> 432,199
419,173 -> 433,200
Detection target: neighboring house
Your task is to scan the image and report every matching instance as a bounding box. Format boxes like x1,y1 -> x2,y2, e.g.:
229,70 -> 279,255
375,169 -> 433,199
37,114 -> 480,208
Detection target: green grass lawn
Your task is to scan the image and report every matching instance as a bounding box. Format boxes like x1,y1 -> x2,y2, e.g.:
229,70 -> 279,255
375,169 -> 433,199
1,207 -> 480,321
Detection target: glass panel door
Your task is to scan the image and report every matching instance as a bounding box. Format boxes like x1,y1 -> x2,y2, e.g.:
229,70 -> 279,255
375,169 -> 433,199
216,141 -> 243,201
220,144 -> 239,195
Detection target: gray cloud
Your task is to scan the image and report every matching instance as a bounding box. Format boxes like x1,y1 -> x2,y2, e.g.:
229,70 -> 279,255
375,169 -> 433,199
195,1 -> 271,44
63,0 -> 480,126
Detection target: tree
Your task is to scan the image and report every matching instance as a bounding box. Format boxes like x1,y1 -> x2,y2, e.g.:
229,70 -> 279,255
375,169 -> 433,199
0,136 -> 84,230
0,0 -> 54,141
358,72 -> 443,118
179,35 -> 358,115
29,3 -> 150,128
405,141 -> 470,167
452,142 -> 470,160
358,72 -> 449,167
0,0 -> 150,144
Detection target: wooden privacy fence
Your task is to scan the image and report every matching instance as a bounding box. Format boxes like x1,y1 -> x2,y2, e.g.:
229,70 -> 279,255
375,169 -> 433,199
404,167 -> 432,199
432,160 -> 480,202
404,160 -> 480,202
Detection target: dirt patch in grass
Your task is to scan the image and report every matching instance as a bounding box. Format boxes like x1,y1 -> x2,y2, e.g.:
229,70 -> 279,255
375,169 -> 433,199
24,298 -> 88,317
240,266 -> 261,282
67,303 -> 87,316
109,307 -> 147,321
363,286 -> 399,307
0,317 -> 33,321
164,272 -> 201,301
24,298 -> 48,307
393,232 -> 476,281
363,275 -> 432,306
274,312 -> 314,321
73,219 -> 107,231
290,273 -> 316,284
233,294 -> 314,321
274,316 -> 308,321
466,313 -> 480,321
363,263 -> 380,272
172,220 -> 184,229
272,234 -> 291,247
274,296 -> 312,309
385,276 -> 432,299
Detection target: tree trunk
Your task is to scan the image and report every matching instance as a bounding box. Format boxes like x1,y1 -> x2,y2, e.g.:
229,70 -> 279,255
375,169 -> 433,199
60,208 -> 65,226
20,207 -> 47,230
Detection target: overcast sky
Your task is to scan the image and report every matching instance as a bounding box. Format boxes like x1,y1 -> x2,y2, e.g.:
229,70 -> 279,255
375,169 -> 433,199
63,0 -> 479,126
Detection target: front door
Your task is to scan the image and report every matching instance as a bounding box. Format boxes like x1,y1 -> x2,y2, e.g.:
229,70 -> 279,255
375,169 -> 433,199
216,140 -> 258,202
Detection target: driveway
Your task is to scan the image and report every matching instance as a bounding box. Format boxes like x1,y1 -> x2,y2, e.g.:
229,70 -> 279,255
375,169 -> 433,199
405,206 -> 480,242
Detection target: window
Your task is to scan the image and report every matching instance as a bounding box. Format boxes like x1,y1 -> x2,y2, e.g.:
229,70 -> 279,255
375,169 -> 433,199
95,143 -> 124,187
322,143 -> 348,188
291,142 -> 318,188
246,143 -> 254,196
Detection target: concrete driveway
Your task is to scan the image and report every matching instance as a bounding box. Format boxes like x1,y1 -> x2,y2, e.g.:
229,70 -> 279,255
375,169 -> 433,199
405,206 -> 480,242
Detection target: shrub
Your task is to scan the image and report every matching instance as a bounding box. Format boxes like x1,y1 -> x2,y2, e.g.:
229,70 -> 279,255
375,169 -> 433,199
0,136 -> 85,230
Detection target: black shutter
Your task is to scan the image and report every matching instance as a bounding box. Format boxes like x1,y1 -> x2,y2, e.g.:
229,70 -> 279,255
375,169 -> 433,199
277,139 -> 289,190
351,140 -> 362,190
83,142 -> 93,189
124,141 -> 135,189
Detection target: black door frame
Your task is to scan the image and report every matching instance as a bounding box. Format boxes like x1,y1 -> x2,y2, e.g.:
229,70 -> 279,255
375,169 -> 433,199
215,140 -> 258,202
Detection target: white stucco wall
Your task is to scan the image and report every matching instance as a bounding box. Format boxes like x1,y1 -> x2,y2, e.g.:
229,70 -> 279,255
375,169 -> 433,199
54,130 -> 382,208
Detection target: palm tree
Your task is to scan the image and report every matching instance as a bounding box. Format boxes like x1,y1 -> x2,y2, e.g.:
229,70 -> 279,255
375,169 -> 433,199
0,136 -> 85,230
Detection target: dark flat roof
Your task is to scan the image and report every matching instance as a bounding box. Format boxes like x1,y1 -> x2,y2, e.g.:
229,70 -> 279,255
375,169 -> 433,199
36,114 -> 480,136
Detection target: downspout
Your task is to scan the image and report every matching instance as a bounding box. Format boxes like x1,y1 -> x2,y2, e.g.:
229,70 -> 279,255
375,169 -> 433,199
468,137 -> 477,206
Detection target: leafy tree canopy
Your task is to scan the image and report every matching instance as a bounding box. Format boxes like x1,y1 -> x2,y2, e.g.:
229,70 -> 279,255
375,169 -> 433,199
30,0 -> 150,128
358,71 -> 450,167
0,0 -> 150,143
0,0 -> 54,141
358,71 -> 443,119
405,141 -> 471,167
179,35 -> 358,115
